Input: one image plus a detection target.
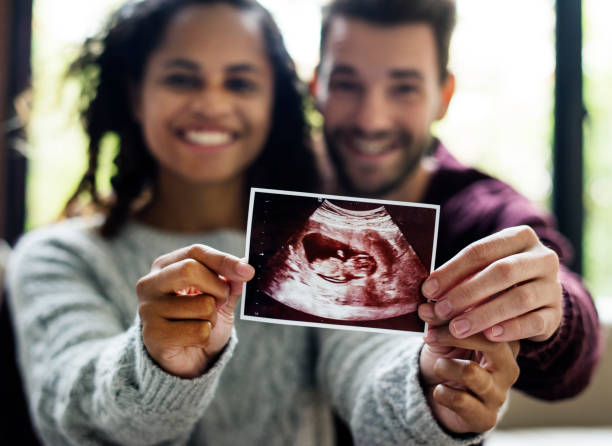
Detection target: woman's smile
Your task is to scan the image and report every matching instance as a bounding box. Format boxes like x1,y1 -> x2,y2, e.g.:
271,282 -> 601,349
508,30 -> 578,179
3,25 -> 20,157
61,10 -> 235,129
177,127 -> 239,152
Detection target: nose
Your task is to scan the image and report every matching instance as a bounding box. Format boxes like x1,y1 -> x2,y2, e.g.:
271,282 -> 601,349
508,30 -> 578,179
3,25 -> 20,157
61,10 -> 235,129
189,85 -> 232,119
352,88 -> 393,136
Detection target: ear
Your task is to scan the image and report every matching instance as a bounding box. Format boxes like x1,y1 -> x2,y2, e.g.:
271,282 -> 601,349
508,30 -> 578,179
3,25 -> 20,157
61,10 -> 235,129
436,72 -> 455,120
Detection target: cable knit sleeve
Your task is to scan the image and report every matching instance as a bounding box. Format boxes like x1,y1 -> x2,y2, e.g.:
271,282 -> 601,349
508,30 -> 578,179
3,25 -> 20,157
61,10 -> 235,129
316,329 -> 486,446
6,226 -> 237,446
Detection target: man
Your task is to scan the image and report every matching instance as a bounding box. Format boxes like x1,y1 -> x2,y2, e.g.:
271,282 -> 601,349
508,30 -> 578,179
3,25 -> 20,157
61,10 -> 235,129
312,0 -> 601,434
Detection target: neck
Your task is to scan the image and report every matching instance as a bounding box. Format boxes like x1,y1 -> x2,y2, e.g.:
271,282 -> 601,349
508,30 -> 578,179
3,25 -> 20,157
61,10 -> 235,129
137,172 -> 247,233
381,156 -> 437,203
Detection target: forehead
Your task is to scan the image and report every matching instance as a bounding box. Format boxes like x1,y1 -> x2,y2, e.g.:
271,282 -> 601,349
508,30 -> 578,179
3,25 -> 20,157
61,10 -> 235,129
154,4 -> 268,65
322,17 -> 438,77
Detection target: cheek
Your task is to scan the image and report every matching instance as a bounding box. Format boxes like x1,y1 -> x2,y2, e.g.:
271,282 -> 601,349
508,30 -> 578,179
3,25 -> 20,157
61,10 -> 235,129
396,104 -> 430,134
139,91 -> 180,155
246,96 -> 274,148
425,86 -> 443,121
141,111 -> 168,157
322,100 -> 355,130
255,105 -> 273,141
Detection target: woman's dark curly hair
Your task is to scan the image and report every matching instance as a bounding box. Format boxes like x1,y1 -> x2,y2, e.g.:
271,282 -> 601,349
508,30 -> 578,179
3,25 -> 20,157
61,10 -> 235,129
65,0 -> 320,237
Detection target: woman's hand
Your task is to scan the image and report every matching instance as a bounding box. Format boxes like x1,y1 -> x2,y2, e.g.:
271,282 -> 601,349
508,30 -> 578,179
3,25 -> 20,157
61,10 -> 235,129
419,326 -> 520,434
136,244 -> 255,378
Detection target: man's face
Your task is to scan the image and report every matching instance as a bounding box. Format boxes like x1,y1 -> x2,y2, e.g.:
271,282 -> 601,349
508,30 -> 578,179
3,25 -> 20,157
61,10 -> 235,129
315,17 -> 453,197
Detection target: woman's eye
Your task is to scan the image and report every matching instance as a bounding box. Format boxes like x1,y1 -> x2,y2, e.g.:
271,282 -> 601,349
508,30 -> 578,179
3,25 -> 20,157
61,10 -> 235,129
330,80 -> 362,93
163,74 -> 202,89
225,77 -> 258,93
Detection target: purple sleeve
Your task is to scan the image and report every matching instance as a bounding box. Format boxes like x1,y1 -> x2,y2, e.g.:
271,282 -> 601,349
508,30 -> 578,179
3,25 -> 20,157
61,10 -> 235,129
514,266 -> 603,400
434,175 -> 603,401
482,185 -> 603,400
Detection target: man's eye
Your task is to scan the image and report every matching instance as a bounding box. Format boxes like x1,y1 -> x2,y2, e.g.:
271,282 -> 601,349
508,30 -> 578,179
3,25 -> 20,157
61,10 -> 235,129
225,78 -> 258,93
392,84 -> 418,96
163,74 -> 202,89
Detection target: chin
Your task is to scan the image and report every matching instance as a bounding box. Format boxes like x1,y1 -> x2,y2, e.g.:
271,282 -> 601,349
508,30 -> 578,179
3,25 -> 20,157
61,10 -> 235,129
349,177 -> 403,198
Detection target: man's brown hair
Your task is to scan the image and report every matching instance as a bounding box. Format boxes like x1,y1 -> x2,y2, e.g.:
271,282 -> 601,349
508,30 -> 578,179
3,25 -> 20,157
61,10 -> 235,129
320,0 -> 457,82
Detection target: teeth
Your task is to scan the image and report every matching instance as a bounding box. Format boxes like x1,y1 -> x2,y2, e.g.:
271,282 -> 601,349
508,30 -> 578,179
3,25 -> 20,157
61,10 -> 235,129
185,131 -> 232,146
353,139 -> 392,155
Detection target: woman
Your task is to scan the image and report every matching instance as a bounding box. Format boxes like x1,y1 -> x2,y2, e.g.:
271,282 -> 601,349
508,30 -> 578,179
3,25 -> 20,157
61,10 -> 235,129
7,1 -> 519,445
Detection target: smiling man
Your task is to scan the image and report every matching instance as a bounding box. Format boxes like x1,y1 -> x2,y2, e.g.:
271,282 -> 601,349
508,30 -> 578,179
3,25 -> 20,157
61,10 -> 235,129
316,17 -> 448,202
312,0 -> 602,430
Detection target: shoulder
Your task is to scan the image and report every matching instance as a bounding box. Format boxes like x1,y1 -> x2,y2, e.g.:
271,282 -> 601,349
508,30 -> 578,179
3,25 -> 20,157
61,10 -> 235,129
8,216 -> 110,281
430,143 -> 573,263
12,216 -> 106,255
430,144 -> 548,227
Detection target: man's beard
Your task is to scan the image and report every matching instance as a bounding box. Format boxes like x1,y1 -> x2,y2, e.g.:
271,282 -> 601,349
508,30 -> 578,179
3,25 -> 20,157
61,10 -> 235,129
323,127 -> 432,198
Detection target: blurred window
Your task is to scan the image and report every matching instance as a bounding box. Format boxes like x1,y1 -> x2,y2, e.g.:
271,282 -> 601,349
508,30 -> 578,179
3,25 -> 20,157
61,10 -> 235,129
437,1 -> 555,211
583,0 -> 612,297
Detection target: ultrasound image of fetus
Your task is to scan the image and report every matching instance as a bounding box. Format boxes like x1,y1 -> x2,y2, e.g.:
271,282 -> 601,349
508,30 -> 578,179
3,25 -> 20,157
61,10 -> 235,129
303,233 -> 377,283
261,200 -> 428,321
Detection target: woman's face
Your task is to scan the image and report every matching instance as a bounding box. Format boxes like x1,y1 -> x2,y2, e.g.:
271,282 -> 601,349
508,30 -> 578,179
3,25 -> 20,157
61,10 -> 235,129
134,4 -> 274,186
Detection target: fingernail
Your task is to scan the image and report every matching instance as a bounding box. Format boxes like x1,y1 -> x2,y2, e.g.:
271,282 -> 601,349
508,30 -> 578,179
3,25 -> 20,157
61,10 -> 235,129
422,278 -> 439,298
452,318 -> 470,336
491,325 -> 504,337
436,299 -> 452,319
420,304 -> 434,320
235,262 -> 254,278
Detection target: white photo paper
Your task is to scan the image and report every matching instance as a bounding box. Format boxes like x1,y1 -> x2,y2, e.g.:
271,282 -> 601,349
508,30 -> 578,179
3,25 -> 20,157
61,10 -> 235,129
241,188 -> 439,335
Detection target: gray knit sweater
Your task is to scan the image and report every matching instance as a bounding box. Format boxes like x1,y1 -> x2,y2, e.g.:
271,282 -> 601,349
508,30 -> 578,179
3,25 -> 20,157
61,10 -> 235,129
7,217 -> 485,446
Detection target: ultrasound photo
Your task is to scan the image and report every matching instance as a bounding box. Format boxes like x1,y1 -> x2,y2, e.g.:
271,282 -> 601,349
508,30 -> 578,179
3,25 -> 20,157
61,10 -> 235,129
241,188 -> 440,334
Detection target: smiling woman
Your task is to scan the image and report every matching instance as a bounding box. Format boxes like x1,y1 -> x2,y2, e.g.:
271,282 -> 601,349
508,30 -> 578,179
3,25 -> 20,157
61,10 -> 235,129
59,0 -> 319,237
7,1 -> 332,444
134,6 -> 274,183
26,0 -> 325,231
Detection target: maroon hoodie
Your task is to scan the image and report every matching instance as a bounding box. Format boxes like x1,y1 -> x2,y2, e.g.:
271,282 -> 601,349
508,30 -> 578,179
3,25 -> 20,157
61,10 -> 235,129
424,141 -> 602,400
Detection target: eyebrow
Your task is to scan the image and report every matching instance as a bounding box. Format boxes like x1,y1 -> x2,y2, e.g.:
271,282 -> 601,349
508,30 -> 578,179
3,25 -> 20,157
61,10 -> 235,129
389,69 -> 424,81
163,58 -> 200,71
330,65 -> 424,81
329,65 -> 357,76
226,63 -> 260,75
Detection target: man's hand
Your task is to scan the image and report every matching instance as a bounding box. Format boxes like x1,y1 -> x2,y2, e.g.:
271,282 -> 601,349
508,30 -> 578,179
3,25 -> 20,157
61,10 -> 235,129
420,326 -> 520,433
137,244 -> 255,379
419,225 -> 563,342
